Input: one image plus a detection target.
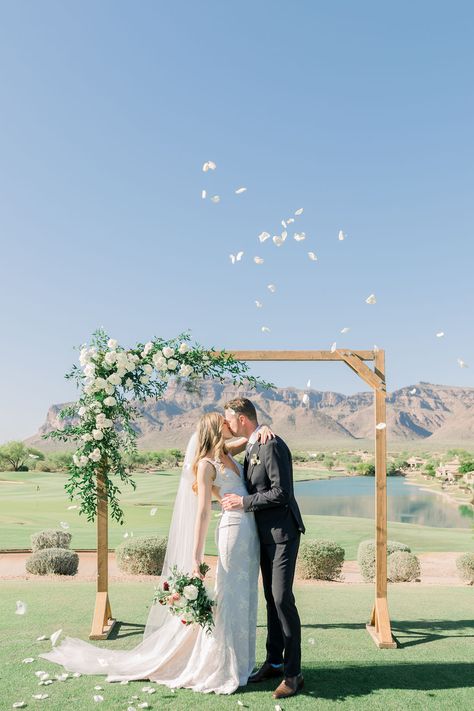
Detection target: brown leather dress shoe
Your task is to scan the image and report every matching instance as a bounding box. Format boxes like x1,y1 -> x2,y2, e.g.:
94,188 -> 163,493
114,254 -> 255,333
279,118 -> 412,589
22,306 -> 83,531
272,673 -> 304,698
248,661 -> 284,683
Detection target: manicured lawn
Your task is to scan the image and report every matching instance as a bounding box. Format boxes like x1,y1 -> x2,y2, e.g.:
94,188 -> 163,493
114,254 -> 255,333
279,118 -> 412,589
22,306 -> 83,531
1,471 -> 472,558
1,581 -> 473,710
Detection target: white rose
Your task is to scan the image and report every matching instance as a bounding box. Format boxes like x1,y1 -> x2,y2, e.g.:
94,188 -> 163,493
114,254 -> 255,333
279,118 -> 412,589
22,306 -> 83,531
116,368 -> 127,378
93,401 -> 103,411
178,342 -> 189,354
103,396 -> 116,407
101,418 -> 113,428
84,363 -> 96,378
153,354 -> 167,370
108,373 -> 122,386
140,375 -> 150,384
182,584 -> 199,601
79,455 -> 88,467
93,429 -> 104,441
143,364 -> 153,375
105,384 -> 115,395
167,358 -> 178,371
89,448 -> 101,462
104,351 -> 117,365
83,383 -> 94,395
78,406 -> 87,417
162,346 -> 174,358
94,377 -> 108,391
79,347 -> 89,366
81,433 -> 93,442
143,342 -> 153,355
179,364 -> 193,377
125,378 -> 133,388
131,353 -> 140,363
73,454 -> 80,466
107,339 -> 118,349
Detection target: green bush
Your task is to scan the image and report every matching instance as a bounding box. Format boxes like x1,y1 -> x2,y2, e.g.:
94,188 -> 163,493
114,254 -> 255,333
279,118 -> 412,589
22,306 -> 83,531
456,553 -> 474,584
26,548 -> 79,576
298,539 -> 345,580
387,551 -> 420,582
31,529 -> 72,552
357,539 -> 410,582
115,535 -> 168,575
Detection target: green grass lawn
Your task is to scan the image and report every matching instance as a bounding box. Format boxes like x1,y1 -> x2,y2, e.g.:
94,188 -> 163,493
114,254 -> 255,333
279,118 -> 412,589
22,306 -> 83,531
1,581 -> 473,710
1,470 -> 472,557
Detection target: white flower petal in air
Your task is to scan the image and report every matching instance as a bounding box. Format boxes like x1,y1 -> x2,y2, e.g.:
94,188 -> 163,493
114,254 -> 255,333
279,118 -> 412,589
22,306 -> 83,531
229,251 -> 244,264
255,300 -> 263,308
330,342 -> 337,353
50,629 -> 62,646
22,658 -> 35,663
294,232 -> 306,241
307,379 -> 311,388
235,187 -> 247,194
201,189 -> 206,199
365,294 -> 376,304
457,358 -> 469,368
308,637 -> 315,645
210,195 -> 220,203
272,236 -> 284,247
150,507 -> 158,516
15,600 -> 27,615
436,331 -> 445,338
261,326 -> 271,333
281,220 -> 287,229
376,422 -> 387,430
60,521 -> 70,530
67,505 -> 77,510
294,208 -> 304,216
202,160 -> 216,172
281,230 -> 287,240
267,284 -> 276,293
287,217 -> 295,224
123,532 -> 129,538
302,393 -> 309,405
36,635 -> 47,641
254,256 -> 264,264
340,327 -> 350,334
338,230 -> 345,241
308,252 -> 318,261
258,231 -> 270,243
409,388 -> 417,394
93,695 -> 104,702
373,344 -> 379,353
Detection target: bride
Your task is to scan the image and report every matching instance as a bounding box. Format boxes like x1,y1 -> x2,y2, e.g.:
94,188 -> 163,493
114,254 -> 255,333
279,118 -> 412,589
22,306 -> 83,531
40,412 -> 272,695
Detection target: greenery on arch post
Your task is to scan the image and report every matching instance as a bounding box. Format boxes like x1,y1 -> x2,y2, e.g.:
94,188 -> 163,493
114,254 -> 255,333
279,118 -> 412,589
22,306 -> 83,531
46,328 -> 274,524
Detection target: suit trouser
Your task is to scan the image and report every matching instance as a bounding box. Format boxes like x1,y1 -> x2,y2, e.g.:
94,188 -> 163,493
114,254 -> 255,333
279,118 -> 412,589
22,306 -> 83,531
259,534 -> 301,677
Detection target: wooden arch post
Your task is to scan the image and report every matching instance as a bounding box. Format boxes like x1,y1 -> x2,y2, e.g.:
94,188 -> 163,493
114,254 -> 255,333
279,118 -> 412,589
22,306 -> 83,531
88,347 -> 396,647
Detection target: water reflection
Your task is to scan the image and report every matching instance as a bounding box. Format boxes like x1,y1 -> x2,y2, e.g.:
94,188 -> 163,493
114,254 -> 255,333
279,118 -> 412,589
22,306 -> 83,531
294,476 -> 471,528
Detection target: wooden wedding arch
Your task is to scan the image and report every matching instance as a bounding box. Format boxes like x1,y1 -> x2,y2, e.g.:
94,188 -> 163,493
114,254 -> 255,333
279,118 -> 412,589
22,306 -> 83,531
91,348 -> 397,649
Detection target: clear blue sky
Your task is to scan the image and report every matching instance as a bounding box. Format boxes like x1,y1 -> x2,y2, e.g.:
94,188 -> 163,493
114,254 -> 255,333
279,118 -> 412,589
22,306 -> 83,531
1,1 -> 472,440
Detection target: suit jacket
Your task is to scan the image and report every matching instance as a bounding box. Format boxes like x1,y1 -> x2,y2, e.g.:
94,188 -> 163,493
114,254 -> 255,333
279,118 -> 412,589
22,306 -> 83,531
242,435 -> 305,544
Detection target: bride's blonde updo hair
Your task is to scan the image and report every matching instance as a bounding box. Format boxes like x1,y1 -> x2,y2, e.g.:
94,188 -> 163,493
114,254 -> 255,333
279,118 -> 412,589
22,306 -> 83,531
192,412 -> 227,494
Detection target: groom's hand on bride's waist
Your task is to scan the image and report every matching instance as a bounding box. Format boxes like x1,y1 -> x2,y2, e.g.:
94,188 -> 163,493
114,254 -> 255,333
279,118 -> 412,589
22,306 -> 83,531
222,494 -> 244,511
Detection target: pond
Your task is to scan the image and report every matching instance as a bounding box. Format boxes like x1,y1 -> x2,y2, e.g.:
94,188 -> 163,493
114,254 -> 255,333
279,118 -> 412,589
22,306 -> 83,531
294,476 -> 472,528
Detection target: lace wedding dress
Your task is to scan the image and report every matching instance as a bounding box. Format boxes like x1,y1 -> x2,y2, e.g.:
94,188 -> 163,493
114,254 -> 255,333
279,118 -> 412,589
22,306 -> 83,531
40,449 -> 260,695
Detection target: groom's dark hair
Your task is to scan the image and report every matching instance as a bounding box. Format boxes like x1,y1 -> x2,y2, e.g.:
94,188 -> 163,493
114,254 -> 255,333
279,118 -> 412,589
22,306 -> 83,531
224,397 -> 257,423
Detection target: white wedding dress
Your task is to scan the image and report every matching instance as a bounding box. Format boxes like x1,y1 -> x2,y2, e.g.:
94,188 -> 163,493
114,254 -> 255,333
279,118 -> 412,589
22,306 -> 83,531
40,452 -> 260,695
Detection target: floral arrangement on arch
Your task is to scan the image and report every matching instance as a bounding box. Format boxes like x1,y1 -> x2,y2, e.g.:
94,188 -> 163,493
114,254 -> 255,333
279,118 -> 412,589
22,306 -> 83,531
46,328 -> 272,524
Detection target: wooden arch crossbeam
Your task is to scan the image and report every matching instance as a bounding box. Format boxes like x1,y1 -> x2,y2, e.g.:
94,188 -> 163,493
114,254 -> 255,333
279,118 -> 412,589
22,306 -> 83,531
90,348 -> 396,650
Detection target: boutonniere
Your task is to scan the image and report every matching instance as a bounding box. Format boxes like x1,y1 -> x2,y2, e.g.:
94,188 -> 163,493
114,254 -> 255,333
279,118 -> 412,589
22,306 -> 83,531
250,454 -> 260,467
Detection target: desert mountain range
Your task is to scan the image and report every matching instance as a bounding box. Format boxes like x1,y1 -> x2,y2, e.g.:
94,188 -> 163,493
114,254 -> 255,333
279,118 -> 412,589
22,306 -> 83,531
28,380 -> 474,450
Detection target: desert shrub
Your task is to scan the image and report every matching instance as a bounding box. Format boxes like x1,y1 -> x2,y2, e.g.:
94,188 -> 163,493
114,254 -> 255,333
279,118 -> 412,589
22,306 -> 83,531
26,548 -> 79,576
31,529 -> 72,552
298,539 -> 345,580
387,551 -> 420,582
456,552 -> 474,584
115,535 -> 168,575
36,461 -> 52,472
357,539 -> 410,582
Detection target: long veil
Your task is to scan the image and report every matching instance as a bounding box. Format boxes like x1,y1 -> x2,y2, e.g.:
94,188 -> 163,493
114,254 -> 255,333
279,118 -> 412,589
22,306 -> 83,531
39,432 -> 200,681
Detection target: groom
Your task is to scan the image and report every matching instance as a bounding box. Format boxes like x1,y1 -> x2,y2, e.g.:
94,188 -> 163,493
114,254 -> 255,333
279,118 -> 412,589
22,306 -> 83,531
222,397 -> 305,699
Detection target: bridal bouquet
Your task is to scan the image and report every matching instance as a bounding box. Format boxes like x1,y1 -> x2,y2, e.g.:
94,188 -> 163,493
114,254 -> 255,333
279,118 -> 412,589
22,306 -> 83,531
153,563 -> 215,634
